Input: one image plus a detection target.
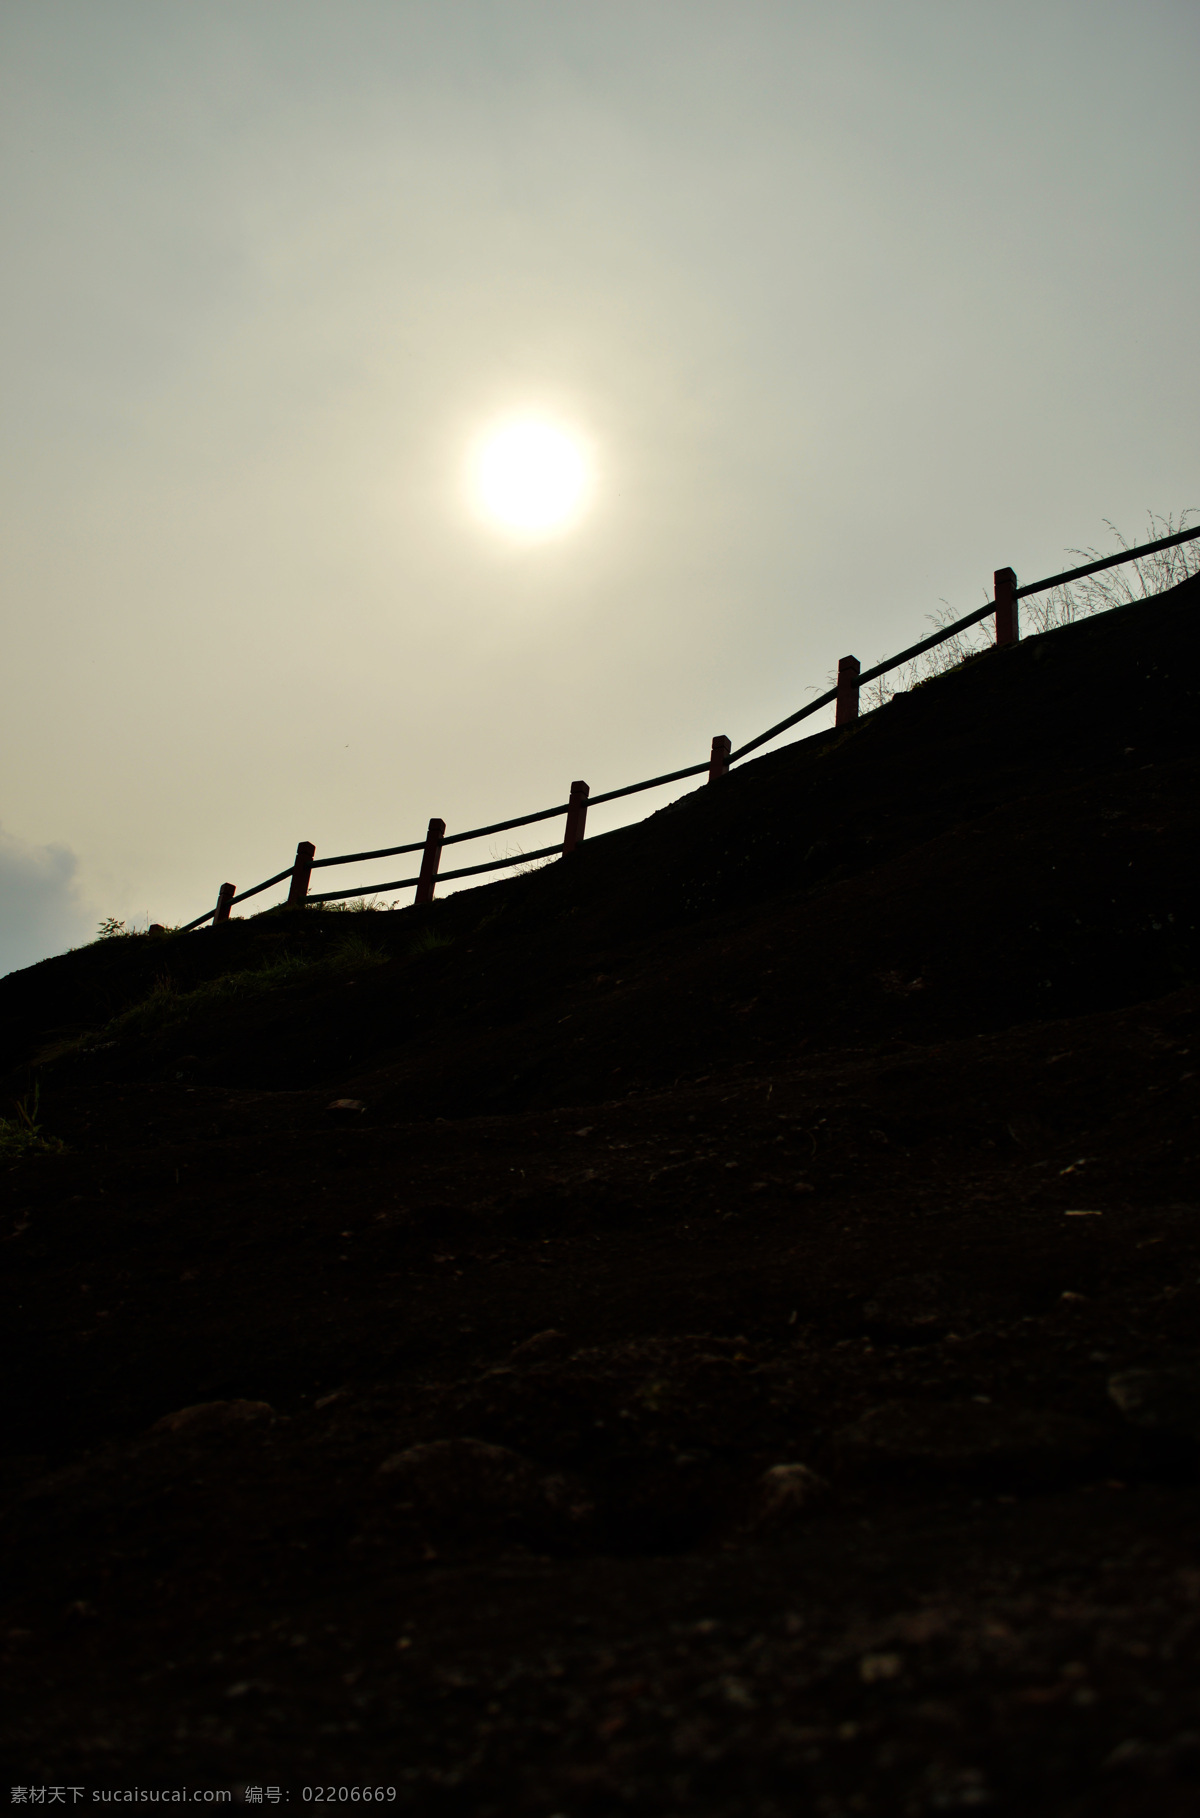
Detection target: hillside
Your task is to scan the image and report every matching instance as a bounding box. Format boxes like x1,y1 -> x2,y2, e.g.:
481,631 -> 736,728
2,573 -> 1199,1813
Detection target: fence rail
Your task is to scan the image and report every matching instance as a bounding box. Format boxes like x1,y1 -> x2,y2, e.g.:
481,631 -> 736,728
179,523 -> 1200,933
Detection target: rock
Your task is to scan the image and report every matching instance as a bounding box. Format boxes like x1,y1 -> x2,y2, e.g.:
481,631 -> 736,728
1108,1367 -> 1200,1439
740,1462 -> 830,1533
151,1399 -> 276,1435
836,1399 -> 1106,1488
326,1098 -> 365,1115
376,1437 -> 592,1543
510,1329 -> 570,1364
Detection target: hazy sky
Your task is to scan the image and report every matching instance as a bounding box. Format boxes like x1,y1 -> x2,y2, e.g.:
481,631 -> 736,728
2,0 -> 1197,973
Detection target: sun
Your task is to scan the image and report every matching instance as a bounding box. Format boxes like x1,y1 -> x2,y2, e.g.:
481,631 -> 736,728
471,419 -> 593,538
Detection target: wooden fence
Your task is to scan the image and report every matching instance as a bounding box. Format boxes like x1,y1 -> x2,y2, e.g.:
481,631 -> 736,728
181,525 -> 1199,933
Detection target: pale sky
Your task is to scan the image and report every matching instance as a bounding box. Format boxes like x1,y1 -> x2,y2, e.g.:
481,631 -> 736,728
2,0 -> 1197,973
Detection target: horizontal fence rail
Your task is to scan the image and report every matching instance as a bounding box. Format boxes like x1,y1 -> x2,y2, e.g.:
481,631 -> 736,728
180,523 -> 1200,932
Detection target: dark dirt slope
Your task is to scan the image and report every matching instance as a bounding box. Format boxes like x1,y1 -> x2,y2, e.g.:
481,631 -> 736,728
2,575 -> 1199,1814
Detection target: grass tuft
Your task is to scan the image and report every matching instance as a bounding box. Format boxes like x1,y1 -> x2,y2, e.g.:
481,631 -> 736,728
0,1085 -> 65,1160
312,896 -> 401,914
409,927 -> 455,957
862,509 -> 1200,711
105,937 -> 389,1040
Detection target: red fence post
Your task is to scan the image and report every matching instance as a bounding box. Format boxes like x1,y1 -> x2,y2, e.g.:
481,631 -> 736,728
563,781 -> 590,854
286,841 -> 316,909
708,735 -> 731,782
835,655 -> 860,726
213,882 -> 236,926
994,567 -> 1019,646
415,818 -> 446,905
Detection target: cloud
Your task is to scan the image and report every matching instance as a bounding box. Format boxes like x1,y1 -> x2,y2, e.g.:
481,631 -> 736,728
0,825 -> 95,979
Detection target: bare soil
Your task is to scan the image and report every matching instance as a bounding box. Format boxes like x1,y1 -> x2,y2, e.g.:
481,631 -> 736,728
2,574 -> 1199,1813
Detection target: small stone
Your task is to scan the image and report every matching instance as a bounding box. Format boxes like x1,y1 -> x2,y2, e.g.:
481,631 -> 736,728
741,1462 -> 830,1532
151,1399 -> 275,1435
510,1329 -> 570,1364
1103,1739 -> 1147,1769
327,1098 -> 366,1115
836,1399 -> 1105,1488
1108,1367 -> 1200,1439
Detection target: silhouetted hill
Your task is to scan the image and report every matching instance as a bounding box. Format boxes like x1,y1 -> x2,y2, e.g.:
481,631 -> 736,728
2,573 -> 1198,1809
4,569 -> 1198,1100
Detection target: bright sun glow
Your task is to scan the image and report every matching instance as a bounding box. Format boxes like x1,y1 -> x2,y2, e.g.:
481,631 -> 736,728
471,419 -> 592,537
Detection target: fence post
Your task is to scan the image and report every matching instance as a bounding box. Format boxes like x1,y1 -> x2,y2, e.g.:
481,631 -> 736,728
994,567 -> 1019,646
415,818 -> 446,905
213,882 -> 236,926
563,781 -> 590,854
835,655 -> 860,726
286,841 -> 316,909
708,734 -> 731,783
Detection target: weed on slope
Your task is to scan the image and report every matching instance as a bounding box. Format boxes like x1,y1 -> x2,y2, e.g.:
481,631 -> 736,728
100,934 -> 389,1041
